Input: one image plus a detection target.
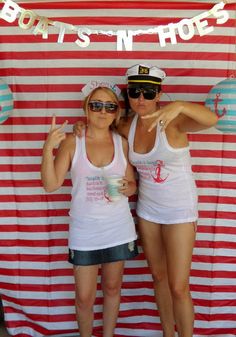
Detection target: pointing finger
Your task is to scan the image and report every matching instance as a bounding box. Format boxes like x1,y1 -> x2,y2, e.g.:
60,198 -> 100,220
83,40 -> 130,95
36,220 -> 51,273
142,112 -> 156,120
57,120 -> 68,133
61,120 -> 68,130
50,115 -> 56,131
148,120 -> 158,132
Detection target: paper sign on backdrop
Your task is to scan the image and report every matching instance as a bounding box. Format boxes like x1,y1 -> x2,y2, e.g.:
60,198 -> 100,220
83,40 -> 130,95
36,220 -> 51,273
0,0 -> 231,50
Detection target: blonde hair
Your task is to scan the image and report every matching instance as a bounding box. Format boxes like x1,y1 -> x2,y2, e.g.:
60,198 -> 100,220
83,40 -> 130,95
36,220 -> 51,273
83,87 -> 121,129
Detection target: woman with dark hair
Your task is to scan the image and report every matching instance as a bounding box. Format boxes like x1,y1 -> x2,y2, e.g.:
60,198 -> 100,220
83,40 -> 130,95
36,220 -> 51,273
74,65 -> 218,337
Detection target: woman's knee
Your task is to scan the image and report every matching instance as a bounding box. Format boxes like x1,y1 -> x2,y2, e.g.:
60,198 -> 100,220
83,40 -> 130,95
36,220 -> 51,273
102,280 -> 121,297
169,281 -> 190,300
76,292 -> 95,311
151,266 -> 168,284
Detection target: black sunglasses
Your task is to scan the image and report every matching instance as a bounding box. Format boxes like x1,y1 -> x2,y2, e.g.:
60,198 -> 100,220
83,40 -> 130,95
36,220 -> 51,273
127,87 -> 157,100
88,101 -> 118,114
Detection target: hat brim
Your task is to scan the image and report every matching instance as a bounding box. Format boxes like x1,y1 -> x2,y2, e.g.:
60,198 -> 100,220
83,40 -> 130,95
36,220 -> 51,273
127,75 -> 162,85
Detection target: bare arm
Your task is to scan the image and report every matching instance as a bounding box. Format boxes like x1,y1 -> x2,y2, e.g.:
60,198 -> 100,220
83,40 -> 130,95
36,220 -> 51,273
116,116 -> 133,139
41,116 -> 73,192
142,101 -> 218,133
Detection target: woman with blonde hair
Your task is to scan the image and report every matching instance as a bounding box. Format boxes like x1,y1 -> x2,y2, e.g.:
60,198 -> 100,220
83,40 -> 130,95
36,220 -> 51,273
41,84 -> 138,337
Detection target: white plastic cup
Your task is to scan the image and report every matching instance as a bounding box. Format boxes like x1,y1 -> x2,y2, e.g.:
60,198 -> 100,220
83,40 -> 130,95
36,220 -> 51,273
106,175 -> 122,201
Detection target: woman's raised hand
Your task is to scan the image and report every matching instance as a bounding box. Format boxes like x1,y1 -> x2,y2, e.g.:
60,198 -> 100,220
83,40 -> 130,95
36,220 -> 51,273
73,120 -> 86,137
44,115 -> 68,150
142,101 -> 183,132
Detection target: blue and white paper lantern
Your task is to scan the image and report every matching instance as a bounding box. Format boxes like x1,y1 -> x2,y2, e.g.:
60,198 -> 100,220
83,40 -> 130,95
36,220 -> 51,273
205,77 -> 236,133
0,79 -> 13,124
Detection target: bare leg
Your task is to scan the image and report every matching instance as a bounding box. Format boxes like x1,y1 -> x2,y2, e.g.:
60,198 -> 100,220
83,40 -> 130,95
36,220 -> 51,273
101,261 -> 124,337
73,265 -> 99,337
138,217 -> 175,337
162,223 -> 196,337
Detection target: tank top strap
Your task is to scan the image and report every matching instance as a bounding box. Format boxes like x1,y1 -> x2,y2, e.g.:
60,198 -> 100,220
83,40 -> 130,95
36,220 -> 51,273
112,131 -> 127,167
156,123 -> 166,146
128,114 -> 138,151
73,130 -> 84,163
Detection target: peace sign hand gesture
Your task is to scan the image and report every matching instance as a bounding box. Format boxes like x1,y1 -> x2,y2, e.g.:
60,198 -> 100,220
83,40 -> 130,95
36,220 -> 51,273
45,115 -> 68,150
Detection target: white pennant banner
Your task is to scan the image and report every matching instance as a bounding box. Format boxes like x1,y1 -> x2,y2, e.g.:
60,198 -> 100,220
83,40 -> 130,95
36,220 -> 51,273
0,0 -> 231,50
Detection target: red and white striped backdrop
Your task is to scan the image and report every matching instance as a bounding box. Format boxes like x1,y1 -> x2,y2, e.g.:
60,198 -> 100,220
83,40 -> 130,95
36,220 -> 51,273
0,1 -> 236,337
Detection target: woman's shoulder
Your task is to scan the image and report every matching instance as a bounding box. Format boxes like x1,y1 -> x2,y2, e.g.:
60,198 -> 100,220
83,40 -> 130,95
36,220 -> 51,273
66,133 -> 76,143
60,133 -> 76,150
112,130 -> 128,144
120,114 -> 135,126
117,115 -> 135,138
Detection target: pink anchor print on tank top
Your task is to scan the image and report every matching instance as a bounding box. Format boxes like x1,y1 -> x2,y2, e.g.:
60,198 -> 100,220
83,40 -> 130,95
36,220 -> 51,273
152,160 -> 169,183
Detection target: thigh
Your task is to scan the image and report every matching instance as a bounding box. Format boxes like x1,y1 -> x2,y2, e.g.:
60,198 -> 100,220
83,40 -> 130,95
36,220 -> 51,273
162,222 -> 196,284
73,264 -> 99,301
138,217 -> 166,273
101,261 -> 124,289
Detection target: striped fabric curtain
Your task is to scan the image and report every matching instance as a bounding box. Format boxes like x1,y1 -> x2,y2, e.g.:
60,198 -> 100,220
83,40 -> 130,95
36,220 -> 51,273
0,1 -> 236,337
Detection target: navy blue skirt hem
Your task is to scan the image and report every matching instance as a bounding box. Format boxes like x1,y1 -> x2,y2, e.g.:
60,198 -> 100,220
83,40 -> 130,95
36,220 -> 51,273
68,240 -> 139,266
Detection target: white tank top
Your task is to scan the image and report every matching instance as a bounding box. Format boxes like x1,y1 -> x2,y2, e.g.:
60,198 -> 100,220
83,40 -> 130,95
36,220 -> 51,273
69,131 -> 137,250
128,114 -> 198,224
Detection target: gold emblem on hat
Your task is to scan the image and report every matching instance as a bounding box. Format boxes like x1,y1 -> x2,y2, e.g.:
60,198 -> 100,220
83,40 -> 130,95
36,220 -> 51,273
138,65 -> 149,75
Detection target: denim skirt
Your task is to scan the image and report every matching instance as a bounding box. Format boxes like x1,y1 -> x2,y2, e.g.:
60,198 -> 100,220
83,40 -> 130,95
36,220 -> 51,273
68,240 -> 139,266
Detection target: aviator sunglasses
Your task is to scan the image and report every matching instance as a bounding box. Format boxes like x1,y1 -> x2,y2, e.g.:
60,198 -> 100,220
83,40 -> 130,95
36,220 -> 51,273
127,87 -> 158,100
88,101 -> 119,114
